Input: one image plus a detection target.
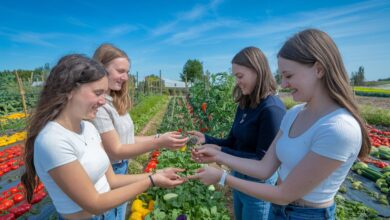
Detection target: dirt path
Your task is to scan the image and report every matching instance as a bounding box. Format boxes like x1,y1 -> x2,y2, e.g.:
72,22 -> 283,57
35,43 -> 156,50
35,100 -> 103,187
138,98 -> 169,136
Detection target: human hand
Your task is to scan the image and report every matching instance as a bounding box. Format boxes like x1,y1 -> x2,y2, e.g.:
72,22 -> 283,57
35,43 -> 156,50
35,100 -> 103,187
152,168 -> 186,188
187,131 -> 205,144
191,144 -> 222,164
158,132 -> 188,150
187,166 -> 223,185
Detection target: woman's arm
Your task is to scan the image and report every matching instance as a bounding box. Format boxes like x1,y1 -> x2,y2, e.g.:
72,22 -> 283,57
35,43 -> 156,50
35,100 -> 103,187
194,131 -> 282,180
192,151 -> 342,205
100,130 -> 187,160
49,161 -> 151,215
227,152 -> 342,204
49,162 -> 185,215
106,167 -> 185,189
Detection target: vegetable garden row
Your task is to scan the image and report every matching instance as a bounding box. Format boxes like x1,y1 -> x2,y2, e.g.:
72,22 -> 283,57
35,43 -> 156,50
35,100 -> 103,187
131,73 -> 390,219
0,73 -> 389,219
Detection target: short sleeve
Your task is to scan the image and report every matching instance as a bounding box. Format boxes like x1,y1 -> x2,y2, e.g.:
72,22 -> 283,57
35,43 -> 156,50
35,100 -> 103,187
35,138 -> 78,172
92,106 -> 115,133
311,115 -> 361,162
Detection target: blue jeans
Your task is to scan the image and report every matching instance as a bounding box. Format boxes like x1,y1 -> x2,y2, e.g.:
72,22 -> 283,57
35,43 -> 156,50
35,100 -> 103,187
232,171 -> 277,220
58,209 -> 117,220
269,203 -> 336,220
112,160 -> 129,220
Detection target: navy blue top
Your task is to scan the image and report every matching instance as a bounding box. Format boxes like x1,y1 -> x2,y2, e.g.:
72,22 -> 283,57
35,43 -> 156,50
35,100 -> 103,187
205,95 -> 286,160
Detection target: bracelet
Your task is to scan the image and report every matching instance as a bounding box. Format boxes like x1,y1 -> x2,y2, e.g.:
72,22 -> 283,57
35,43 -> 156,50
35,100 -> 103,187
218,170 -> 228,186
148,175 -> 156,187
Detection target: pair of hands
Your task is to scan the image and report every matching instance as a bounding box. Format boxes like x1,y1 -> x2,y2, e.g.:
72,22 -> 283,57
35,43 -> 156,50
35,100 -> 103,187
156,131 -> 226,186
151,168 -> 186,188
188,144 -> 226,185
157,131 -> 190,149
157,130 -> 208,150
151,163 -> 225,187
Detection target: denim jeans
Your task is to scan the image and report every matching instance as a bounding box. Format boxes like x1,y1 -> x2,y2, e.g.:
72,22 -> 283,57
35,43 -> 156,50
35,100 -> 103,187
269,202 -> 336,220
112,160 -> 129,220
58,208 -> 117,220
232,171 -> 278,220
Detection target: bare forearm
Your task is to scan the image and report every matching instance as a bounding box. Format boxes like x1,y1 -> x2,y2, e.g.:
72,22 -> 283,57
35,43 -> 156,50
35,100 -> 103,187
111,141 -> 158,160
110,173 -> 150,189
135,135 -> 154,143
91,178 -> 152,214
218,153 -> 272,180
225,175 -> 289,205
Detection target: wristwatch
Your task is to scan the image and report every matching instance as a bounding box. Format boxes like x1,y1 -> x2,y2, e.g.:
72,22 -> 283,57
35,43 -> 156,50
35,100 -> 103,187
218,170 -> 228,186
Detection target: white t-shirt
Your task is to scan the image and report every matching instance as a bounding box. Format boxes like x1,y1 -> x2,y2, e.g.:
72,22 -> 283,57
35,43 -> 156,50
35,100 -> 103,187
275,104 -> 362,203
34,121 -> 111,214
92,94 -> 135,164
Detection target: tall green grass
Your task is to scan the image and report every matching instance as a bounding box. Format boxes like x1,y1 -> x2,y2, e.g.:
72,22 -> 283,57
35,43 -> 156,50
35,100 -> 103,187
130,95 -> 169,133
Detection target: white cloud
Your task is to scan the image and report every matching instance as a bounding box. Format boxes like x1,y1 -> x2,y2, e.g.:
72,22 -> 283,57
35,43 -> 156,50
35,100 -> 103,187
104,24 -> 138,37
152,0 -> 225,36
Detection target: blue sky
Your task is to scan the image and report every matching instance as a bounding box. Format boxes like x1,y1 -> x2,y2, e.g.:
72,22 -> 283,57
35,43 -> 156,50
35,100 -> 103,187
1,0 -> 389,81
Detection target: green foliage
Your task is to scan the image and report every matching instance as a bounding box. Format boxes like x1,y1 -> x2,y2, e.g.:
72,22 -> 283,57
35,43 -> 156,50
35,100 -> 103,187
280,97 -> 390,126
0,72 -> 40,116
130,95 -> 169,133
145,150 -> 230,220
189,72 -> 236,138
0,118 -> 27,134
350,66 -> 365,86
353,87 -> 390,98
180,59 -> 204,83
281,96 -> 298,109
274,69 -> 281,85
360,105 -> 390,127
335,194 -> 379,219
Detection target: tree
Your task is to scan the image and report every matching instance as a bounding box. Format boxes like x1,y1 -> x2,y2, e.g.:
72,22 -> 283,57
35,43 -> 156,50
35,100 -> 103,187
350,66 -> 365,86
274,69 -> 281,85
180,59 -> 204,83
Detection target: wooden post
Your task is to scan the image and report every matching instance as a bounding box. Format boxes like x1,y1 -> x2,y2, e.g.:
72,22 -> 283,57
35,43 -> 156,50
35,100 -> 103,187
15,71 -> 28,116
159,70 -> 162,95
29,71 -> 34,84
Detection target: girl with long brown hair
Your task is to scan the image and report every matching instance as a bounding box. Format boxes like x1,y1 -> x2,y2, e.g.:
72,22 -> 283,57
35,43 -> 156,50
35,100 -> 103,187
189,46 -> 286,220
190,29 -> 370,220
92,43 -> 188,219
21,54 -> 185,220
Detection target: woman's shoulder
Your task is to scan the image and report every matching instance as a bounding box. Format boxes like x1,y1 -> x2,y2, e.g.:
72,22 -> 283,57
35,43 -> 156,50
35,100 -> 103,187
35,122 -> 70,150
322,108 -> 360,131
311,108 -> 361,142
257,95 -> 286,111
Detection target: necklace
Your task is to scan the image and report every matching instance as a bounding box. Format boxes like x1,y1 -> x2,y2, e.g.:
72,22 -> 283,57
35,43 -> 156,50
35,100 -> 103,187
55,120 -> 87,146
76,132 -> 87,146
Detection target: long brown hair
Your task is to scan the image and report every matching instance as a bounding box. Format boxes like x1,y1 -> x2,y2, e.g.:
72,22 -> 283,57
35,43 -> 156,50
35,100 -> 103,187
232,46 -> 277,108
278,29 -> 370,159
21,54 -> 107,202
93,43 -> 131,115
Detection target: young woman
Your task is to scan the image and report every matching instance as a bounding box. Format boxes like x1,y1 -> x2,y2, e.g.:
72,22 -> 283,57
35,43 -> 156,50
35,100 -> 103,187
21,54 -> 185,220
92,44 -> 188,219
189,46 -> 286,220
190,29 -> 370,220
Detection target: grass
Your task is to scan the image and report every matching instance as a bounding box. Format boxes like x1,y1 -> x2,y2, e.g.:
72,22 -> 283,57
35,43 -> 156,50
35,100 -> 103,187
280,97 -> 390,127
360,105 -> 390,127
130,95 -> 169,134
